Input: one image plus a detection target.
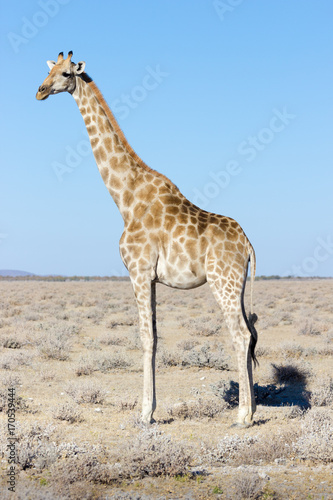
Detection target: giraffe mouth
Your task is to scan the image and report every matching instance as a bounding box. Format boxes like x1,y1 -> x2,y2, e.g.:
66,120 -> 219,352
36,90 -> 49,100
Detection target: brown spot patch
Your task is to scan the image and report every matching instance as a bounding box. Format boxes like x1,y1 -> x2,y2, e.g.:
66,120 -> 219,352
235,252 -> 245,266
153,216 -> 162,229
84,115 -> 91,125
145,173 -> 154,183
151,199 -> 163,217
132,230 -> 147,244
172,225 -> 185,239
199,237 -> 208,254
158,185 -> 171,195
227,229 -> 238,241
172,241 -> 183,255
123,190 -> 134,206
104,137 -> 113,153
97,116 -> 106,134
178,212 -> 189,225
197,222 -> 207,236
87,125 -> 97,135
111,175 -> 122,191
143,244 -> 151,259
94,148 -> 101,163
239,232 -> 246,245
237,241 -> 245,254
96,146 -> 107,162
225,241 -> 236,252
137,185 -> 158,201
91,137 -> 99,148
128,220 -> 143,233
138,257 -> 149,268
166,205 -> 179,215
165,215 -> 176,231
143,213 -> 154,230
187,225 -> 198,239
133,202 -> 148,219
91,99 -> 97,113
110,156 -> 124,172
198,212 -> 208,221
210,215 -> 219,225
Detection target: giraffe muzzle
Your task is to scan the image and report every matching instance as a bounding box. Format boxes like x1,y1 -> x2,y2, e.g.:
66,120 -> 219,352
36,85 -> 50,100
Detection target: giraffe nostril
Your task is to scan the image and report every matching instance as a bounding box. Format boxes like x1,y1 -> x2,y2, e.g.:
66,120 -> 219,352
39,85 -> 46,92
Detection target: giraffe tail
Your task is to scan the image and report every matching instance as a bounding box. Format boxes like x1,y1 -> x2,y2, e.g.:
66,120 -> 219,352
248,244 -> 258,367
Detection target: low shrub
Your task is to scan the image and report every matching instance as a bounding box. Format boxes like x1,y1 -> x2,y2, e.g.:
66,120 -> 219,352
167,397 -> 228,420
293,408 -> 333,463
270,362 -> 311,385
160,342 -> 229,371
52,402 -> 84,423
310,377 -> 333,407
65,381 -> 107,405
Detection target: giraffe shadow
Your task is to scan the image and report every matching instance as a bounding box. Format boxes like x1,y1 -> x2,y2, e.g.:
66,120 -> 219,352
218,379 -> 311,410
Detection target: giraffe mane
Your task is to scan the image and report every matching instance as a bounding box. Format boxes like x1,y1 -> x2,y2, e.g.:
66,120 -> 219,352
82,74 -> 179,191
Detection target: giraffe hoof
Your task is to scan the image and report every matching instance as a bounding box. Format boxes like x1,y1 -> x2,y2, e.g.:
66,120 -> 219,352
141,415 -> 156,425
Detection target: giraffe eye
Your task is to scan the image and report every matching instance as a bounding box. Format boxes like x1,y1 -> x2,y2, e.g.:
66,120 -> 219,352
62,72 -> 71,78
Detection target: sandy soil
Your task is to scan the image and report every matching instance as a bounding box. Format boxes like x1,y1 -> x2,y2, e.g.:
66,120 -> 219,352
0,279 -> 332,499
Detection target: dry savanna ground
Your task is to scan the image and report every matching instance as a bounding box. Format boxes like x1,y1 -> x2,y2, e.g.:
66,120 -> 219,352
0,278 -> 332,499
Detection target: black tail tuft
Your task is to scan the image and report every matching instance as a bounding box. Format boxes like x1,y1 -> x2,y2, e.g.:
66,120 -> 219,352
248,313 -> 259,367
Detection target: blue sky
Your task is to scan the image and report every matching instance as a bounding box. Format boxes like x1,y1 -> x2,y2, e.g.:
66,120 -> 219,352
0,0 -> 332,277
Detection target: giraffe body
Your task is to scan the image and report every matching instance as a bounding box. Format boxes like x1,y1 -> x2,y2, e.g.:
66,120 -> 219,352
37,52 -> 258,427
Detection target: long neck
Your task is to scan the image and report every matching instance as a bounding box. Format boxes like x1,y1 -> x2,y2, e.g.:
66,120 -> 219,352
72,75 -> 158,221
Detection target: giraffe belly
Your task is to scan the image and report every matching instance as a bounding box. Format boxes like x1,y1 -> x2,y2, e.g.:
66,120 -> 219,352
156,255 -> 207,289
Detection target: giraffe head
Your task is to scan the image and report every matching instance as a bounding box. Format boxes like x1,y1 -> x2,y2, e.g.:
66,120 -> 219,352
36,51 -> 86,100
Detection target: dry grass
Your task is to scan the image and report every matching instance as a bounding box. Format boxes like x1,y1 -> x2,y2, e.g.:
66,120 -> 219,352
0,278 -> 332,499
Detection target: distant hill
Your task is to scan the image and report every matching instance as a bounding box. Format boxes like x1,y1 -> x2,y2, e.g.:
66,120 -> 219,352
0,270 -> 34,277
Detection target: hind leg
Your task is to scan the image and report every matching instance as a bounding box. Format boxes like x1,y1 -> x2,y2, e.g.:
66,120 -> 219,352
206,259 -> 256,427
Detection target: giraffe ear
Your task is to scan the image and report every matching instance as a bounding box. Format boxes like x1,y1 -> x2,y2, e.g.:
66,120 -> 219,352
75,61 -> 86,74
47,60 -> 56,70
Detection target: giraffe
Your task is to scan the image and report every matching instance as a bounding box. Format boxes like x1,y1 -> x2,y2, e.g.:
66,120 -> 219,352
36,51 -> 258,427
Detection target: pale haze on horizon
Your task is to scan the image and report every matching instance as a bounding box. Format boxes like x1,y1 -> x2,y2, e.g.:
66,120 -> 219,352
1,1 -> 332,277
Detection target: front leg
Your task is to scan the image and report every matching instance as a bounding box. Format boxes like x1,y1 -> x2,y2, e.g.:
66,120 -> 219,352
131,275 -> 157,424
